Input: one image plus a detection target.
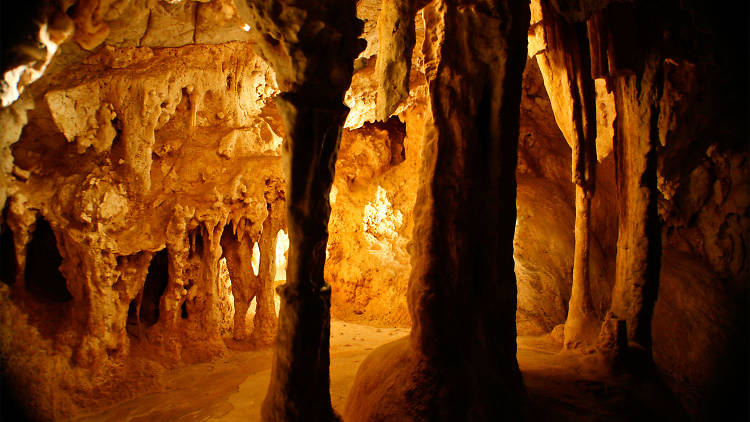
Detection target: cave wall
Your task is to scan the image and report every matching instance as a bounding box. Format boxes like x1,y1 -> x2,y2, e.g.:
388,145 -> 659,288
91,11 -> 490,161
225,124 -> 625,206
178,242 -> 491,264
325,12 -> 427,327
520,0 -> 749,418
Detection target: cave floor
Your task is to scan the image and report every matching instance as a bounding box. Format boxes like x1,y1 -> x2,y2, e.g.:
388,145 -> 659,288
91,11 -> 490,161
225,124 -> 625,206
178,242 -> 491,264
75,322 -> 680,422
75,321 -> 410,422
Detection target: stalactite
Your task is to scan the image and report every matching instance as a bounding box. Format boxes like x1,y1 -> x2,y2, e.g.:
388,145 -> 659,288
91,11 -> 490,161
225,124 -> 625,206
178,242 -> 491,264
374,0 -> 421,120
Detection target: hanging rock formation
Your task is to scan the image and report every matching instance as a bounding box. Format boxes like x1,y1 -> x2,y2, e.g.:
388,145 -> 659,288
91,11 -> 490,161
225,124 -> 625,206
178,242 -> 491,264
528,0 -> 601,349
0,1 -> 288,419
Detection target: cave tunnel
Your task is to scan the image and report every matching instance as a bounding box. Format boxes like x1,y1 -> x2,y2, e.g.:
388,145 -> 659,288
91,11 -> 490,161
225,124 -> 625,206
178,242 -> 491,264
0,0 -> 747,421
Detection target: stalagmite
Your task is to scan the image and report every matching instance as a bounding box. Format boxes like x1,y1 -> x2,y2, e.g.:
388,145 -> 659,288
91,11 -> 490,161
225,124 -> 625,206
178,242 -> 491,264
233,0 -> 365,419
528,0 -> 599,348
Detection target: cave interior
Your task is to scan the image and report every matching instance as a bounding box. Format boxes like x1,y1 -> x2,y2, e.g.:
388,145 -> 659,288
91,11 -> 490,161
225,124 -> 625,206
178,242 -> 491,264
0,0 -> 748,421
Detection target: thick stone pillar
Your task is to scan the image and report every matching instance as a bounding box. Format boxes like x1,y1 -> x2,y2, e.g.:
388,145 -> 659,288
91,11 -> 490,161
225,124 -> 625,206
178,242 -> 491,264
233,1 -> 365,420
593,2 -> 664,359
608,70 -> 662,356
529,0 -> 599,348
346,2 -> 529,418
409,0 -> 529,418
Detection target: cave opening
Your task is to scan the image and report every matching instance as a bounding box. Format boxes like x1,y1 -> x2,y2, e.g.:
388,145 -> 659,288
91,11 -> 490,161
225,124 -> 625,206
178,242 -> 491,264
24,218 -> 72,303
181,301 -> 188,319
139,248 -> 169,327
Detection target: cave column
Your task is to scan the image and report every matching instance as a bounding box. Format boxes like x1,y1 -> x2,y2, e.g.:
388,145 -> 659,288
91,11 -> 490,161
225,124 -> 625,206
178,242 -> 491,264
162,208 -> 194,335
407,0 -> 529,418
220,225 -> 258,341
594,3 -> 664,359
529,0 -> 599,348
251,197 -> 284,345
56,235 -> 126,367
233,1 -> 365,420
203,221 -> 226,341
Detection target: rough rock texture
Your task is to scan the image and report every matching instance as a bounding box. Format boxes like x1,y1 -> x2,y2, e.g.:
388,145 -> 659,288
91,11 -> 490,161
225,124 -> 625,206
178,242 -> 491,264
326,61 -> 427,327
0,1 -> 74,107
374,0 -> 420,119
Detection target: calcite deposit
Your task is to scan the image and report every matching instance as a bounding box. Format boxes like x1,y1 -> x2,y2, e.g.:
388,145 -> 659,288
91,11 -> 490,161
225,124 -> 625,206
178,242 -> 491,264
0,0 -> 747,421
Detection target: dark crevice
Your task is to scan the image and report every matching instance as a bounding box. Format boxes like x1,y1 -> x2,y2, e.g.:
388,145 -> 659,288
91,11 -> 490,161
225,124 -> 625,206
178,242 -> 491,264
1,216 -> 16,286
139,249 -> 169,327
25,219 -> 72,302
190,228 -> 204,259
126,297 -> 139,337
181,301 -> 188,319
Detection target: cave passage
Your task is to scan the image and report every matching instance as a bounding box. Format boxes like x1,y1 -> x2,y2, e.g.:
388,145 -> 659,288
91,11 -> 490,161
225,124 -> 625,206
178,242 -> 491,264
139,248 -> 169,327
0,220 -> 16,286
24,219 -> 72,303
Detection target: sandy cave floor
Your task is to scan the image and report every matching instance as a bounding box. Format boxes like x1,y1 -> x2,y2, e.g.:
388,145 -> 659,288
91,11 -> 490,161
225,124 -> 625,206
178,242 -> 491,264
74,321 -> 681,422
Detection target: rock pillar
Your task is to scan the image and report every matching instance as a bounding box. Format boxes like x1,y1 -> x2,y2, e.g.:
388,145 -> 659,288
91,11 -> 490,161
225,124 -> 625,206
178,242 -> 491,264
233,1 -> 365,419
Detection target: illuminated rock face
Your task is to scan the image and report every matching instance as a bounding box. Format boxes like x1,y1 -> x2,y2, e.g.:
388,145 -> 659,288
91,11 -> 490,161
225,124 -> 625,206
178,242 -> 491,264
0,2 -> 286,419
0,0 -> 748,421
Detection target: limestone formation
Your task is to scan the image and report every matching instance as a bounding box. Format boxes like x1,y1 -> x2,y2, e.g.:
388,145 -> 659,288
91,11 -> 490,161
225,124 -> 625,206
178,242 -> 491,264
0,0 -> 747,421
528,0 -> 600,349
251,187 -> 285,344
